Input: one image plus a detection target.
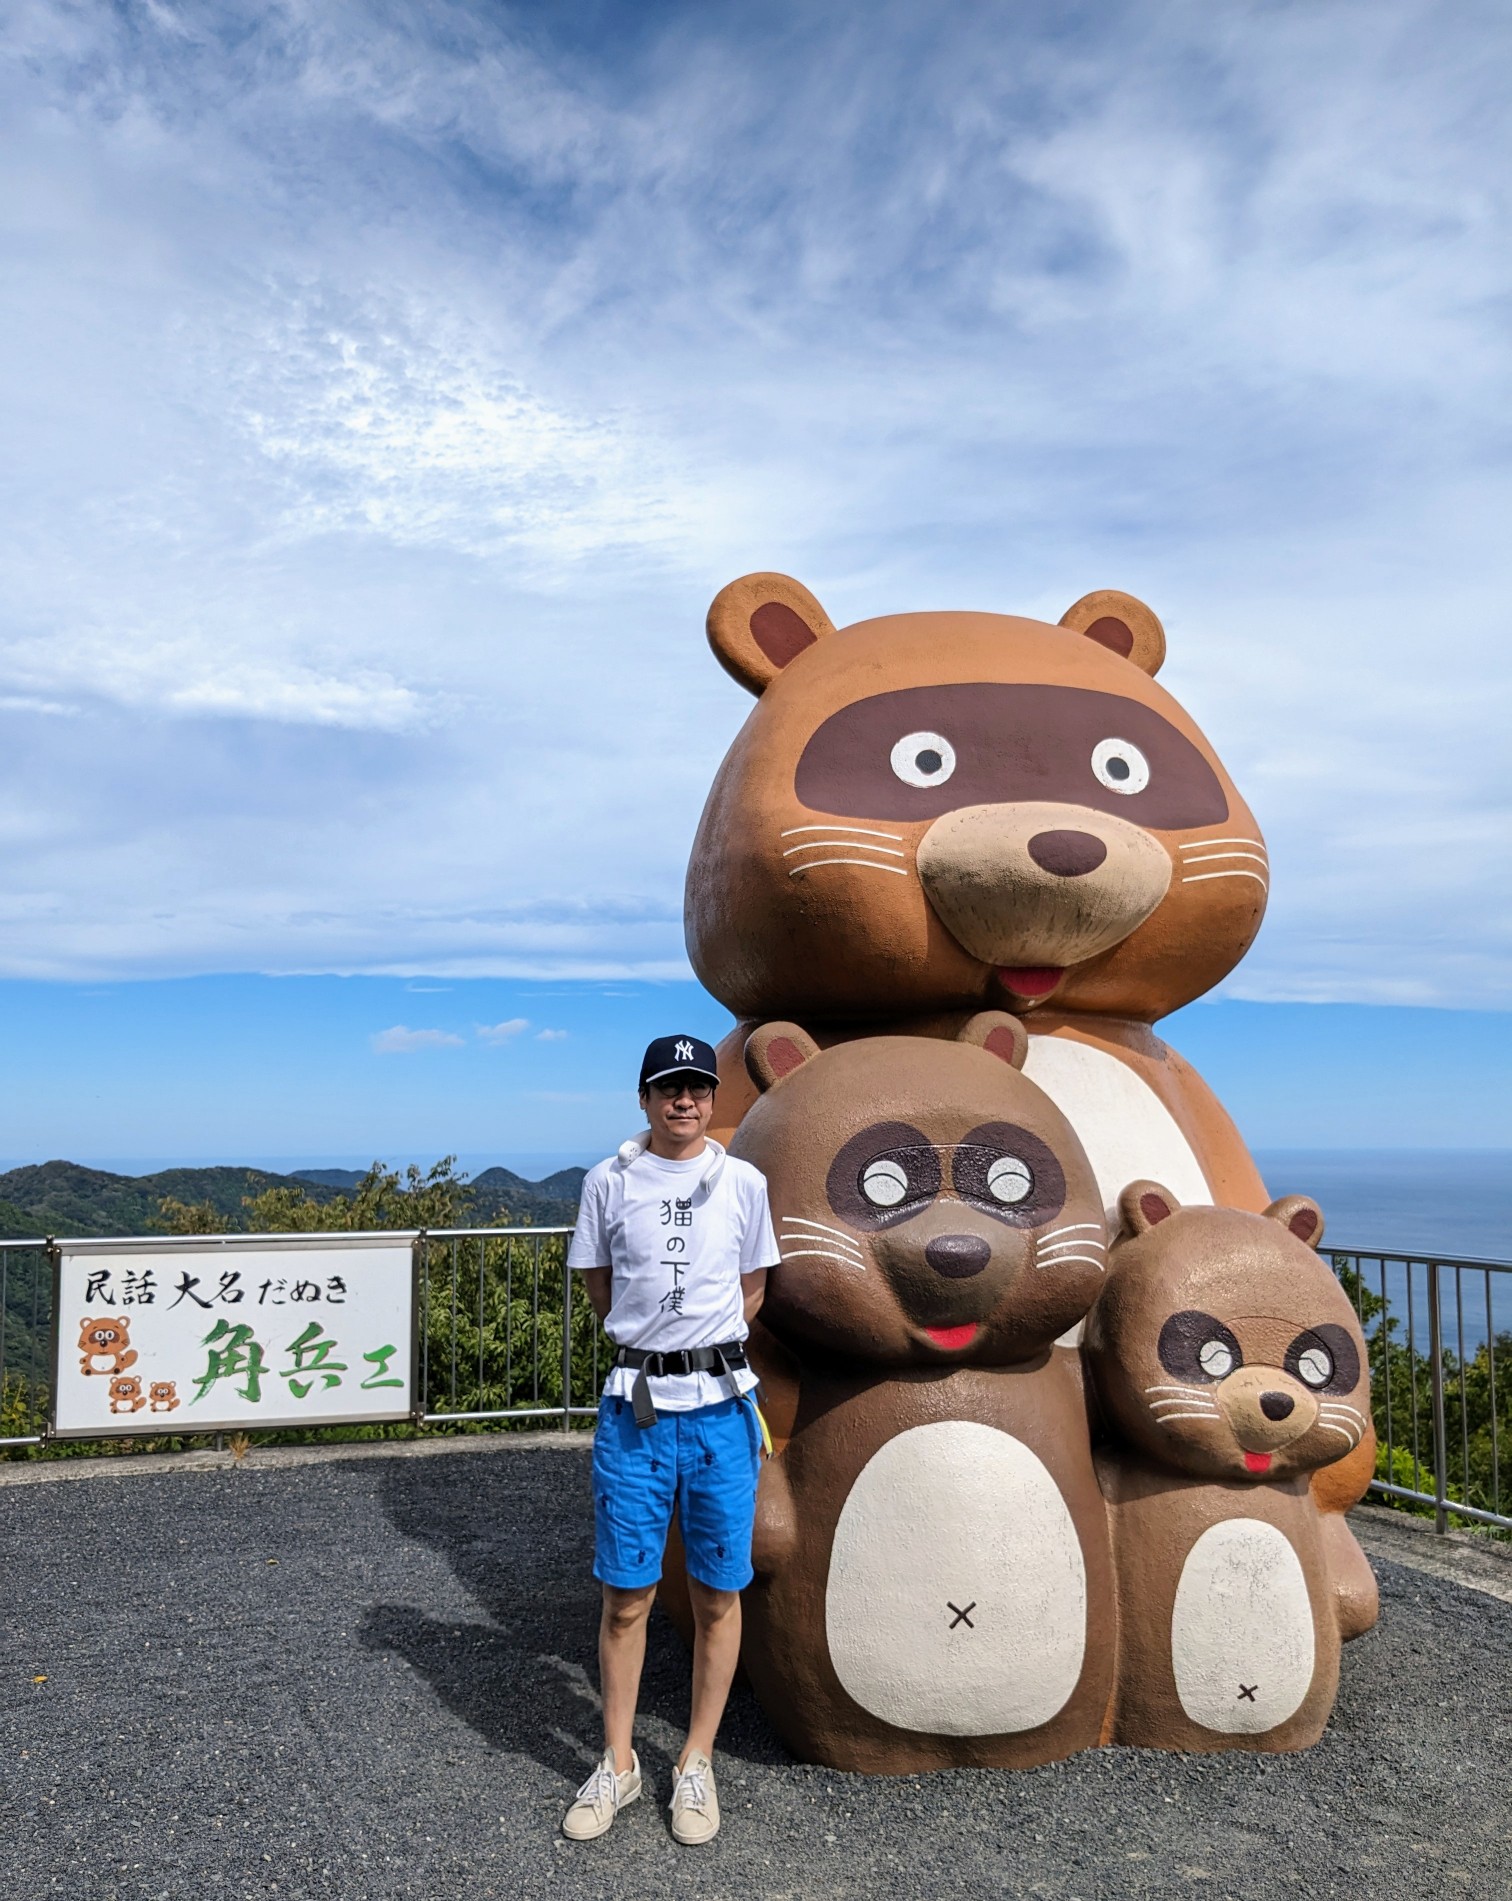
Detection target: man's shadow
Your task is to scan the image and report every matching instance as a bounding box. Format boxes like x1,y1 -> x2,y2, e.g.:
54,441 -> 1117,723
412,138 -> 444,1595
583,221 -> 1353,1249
359,1442 -> 790,1786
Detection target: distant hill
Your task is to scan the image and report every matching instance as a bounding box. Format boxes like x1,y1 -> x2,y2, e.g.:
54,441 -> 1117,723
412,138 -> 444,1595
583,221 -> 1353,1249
469,1166 -> 586,1229
0,1159 -> 584,1239
0,1161 -> 346,1238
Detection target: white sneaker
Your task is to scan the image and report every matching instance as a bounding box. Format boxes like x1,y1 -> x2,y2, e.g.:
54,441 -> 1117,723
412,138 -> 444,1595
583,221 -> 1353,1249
668,1750 -> 720,1845
561,1747 -> 642,1840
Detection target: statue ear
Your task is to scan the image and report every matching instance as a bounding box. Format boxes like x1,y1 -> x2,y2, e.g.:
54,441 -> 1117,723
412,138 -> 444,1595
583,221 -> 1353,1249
1265,1195 -> 1325,1250
1119,1180 -> 1180,1235
744,1022 -> 822,1092
956,1011 -> 1029,1071
707,573 -> 837,695
1060,590 -> 1166,677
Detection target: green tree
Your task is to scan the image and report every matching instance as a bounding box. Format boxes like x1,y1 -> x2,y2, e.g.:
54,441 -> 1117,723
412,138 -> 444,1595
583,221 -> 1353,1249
158,1196 -> 232,1235
240,1158 -> 474,1233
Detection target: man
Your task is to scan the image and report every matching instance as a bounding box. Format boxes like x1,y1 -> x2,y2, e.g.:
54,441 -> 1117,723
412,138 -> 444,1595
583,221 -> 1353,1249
562,1033 -> 778,1847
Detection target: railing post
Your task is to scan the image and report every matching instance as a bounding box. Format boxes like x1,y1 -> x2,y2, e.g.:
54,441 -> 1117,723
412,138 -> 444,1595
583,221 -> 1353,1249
1428,1260 -> 1448,1535
561,1250 -> 573,1434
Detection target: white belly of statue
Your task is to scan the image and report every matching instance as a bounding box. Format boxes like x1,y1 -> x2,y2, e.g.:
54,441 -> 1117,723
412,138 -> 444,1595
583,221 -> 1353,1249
824,1421 -> 1087,1736
1170,1519 -> 1316,1733
1022,1035 -> 1212,1224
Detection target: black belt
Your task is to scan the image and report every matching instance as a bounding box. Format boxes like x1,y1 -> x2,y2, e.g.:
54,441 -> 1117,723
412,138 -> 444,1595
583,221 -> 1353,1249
612,1341 -> 749,1429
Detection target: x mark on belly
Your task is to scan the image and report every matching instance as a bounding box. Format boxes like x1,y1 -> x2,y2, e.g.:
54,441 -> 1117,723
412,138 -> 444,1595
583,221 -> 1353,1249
947,1600 -> 976,1629
1237,1683 -> 1258,1701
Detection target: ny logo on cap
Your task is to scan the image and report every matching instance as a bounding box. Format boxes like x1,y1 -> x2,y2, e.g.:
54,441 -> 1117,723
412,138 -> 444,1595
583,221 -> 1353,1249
674,1039 -> 695,1062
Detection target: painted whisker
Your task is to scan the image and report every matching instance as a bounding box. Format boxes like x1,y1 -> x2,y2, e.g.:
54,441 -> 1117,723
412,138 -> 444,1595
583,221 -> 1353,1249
780,824 -> 904,841
783,841 -> 907,858
788,858 -> 910,877
780,1215 -> 864,1249
778,1247 -> 866,1272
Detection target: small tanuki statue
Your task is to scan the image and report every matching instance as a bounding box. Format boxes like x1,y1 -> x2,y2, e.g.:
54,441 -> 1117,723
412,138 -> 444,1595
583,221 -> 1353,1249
730,1013 -> 1116,1773
1083,1184 -> 1379,1753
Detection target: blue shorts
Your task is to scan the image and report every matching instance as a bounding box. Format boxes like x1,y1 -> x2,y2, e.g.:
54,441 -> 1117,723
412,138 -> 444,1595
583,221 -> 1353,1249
592,1392 -> 762,1593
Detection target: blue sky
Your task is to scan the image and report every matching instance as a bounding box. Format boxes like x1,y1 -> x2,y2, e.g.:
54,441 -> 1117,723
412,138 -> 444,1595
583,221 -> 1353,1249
0,976 -> 1506,1172
1,0 -> 1509,1167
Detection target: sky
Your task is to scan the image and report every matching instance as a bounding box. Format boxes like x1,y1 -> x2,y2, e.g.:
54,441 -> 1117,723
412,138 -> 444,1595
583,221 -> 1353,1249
1,0 -> 1510,1167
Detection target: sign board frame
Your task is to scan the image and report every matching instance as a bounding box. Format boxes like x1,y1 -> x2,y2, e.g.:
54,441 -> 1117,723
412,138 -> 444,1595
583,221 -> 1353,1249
50,1232 -> 422,1439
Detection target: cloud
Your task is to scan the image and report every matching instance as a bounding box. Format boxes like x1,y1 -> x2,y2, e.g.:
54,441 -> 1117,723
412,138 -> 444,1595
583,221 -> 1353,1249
536,1028 -> 568,1041
0,0 -> 1508,1003
476,1017 -> 531,1044
371,1024 -> 464,1054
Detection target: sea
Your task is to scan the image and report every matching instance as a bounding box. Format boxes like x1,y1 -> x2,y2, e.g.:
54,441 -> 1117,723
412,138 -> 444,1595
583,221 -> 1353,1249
1255,1149 -> 1512,1350
1253,1150 -> 1511,1261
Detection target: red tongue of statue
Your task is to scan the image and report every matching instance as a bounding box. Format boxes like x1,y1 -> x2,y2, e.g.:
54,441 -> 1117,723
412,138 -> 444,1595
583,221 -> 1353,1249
925,1323 -> 978,1350
997,967 -> 1062,998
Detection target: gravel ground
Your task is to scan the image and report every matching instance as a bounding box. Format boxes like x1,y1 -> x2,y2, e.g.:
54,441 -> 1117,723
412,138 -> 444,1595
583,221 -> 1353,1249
2,1438 -> 1509,1901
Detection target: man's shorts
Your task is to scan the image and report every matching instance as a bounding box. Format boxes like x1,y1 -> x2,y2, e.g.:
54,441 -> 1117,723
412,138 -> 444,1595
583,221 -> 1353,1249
592,1391 -> 763,1592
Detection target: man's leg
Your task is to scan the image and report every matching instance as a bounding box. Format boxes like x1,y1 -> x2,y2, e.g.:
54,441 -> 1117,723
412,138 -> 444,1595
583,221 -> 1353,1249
599,1582 -> 657,1765
681,1576 -> 742,1767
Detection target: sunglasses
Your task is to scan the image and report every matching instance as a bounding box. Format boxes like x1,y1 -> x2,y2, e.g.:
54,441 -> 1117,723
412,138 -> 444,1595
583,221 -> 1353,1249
646,1076 -> 715,1101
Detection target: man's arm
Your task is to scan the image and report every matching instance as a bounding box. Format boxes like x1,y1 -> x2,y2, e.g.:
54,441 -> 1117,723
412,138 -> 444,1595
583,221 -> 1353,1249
581,1266 -> 613,1325
740,1268 -> 767,1326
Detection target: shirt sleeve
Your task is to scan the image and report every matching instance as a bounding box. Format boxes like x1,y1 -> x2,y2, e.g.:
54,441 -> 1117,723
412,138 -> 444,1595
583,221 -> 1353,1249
566,1167 -> 611,1270
738,1170 -> 782,1273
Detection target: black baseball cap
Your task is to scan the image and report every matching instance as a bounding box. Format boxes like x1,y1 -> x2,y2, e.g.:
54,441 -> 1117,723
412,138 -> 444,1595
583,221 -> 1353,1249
639,1033 -> 720,1090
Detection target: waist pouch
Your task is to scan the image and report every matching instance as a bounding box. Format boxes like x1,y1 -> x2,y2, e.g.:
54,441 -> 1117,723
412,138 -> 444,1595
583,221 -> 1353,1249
611,1341 -> 750,1429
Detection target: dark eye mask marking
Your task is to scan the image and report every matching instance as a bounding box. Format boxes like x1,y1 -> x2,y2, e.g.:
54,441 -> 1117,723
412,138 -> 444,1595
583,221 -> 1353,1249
1284,1323 -> 1361,1395
794,683 -> 1228,828
1159,1310 -> 1242,1382
951,1122 -> 1067,1229
826,1122 -> 941,1228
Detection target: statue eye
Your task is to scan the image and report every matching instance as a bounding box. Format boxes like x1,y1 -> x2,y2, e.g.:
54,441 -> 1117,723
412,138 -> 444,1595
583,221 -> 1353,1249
1296,1345 -> 1333,1388
986,1156 -> 1033,1204
1091,736 -> 1150,795
1160,1309 -> 1241,1382
1284,1324 -> 1359,1394
890,731 -> 956,789
860,1158 -> 910,1207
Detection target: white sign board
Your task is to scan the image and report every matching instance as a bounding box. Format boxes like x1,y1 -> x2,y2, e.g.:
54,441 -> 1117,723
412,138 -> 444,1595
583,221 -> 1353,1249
53,1235 -> 418,1437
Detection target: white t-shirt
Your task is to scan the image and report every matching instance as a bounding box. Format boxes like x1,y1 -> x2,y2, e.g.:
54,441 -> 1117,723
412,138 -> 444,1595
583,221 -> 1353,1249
568,1138 -> 779,1412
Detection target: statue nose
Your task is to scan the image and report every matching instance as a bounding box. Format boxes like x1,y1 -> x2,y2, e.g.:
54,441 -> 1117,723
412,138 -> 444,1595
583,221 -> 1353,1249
1027,829 -> 1108,877
924,1234 -> 991,1278
1260,1391 -> 1296,1420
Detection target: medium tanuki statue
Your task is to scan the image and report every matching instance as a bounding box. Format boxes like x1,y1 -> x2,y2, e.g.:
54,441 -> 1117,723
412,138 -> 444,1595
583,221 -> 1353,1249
1084,1185 -> 1378,1753
730,1014 -> 1114,1772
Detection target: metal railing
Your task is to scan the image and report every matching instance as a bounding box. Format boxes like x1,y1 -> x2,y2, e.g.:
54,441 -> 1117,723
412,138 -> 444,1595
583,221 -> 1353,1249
0,1238 -> 51,1448
1332,1246 -> 1512,1534
6,1228 -> 1510,1535
417,1226 -> 602,1426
